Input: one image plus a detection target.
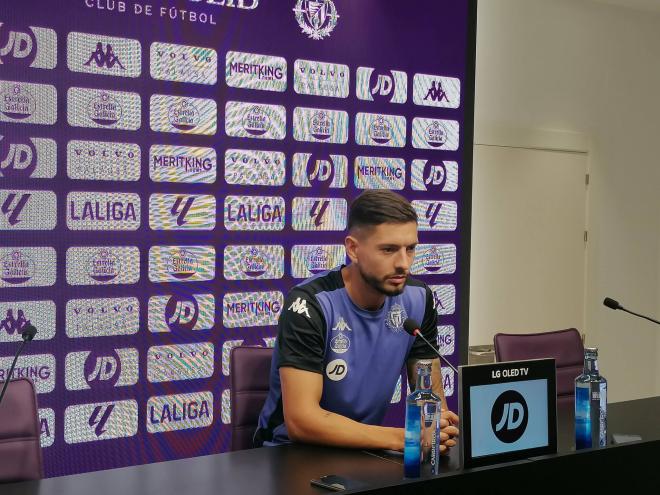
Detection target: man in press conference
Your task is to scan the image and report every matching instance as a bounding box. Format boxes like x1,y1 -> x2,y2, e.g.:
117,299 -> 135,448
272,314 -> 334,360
254,190 -> 459,452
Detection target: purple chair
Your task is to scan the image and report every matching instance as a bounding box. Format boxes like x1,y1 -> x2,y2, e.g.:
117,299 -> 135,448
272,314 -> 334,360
230,346 -> 274,451
493,328 -> 585,408
0,378 -> 43,482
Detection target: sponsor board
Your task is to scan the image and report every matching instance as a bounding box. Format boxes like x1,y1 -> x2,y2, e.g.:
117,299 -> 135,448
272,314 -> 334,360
292,107 -> 348,144
353,157 -> 405,190
0,24 -> 57,69
147,391 -> 214,433
225,101 -> 286,140
150,94 -> 217,135
224,195 -> 285,231
148,294 -> 215,333
412,200 -> 458,231
147,342 -> 214,383
223,291 -> 283,328
67,140 -> 141,182
410,160 -> 458,192
291,197 -> 347,231
67,87 -> 141,130
0,190 -> 57,230
223,245 -> 284,280
0,247 -> 56,288
66,246 -> 140,286
0,136 -> 57,179
0,300 -> 56,342
413,73 -> 460,108
355,112 -> 406,147
411,118 -> 459,150
225,51 -> 286,92
356,67 -> 407,104
293,59 -> 349,98
291,244 -> 346,278
410,244 -> 457,275
64,400 -> 138,444
224,149 -> 286,186
150,145 -> 216,184
67,32 -> 141,77
149,194 -> 216,231
65,348 -> 139,390
148,245 -> 215,282
292,153 -> 347,188
151,41 -> 217,85
67,192 -> 141,231
66,297 -> 140,338
0,80 -> 57,125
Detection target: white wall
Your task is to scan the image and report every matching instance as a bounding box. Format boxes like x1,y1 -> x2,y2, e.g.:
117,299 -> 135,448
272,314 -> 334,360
474,0 -> 660,402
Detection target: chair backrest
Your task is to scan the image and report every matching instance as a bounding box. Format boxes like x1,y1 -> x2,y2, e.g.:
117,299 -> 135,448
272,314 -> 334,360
0,378 -> 43,482
493,328 -> 584,407
230,346 -> 274,451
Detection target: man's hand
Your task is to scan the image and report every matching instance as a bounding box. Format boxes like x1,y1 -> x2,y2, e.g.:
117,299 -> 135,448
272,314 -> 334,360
438,409 -> 459,454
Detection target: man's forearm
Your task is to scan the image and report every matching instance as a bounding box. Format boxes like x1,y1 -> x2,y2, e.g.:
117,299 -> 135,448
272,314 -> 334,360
286,407 -> 404,451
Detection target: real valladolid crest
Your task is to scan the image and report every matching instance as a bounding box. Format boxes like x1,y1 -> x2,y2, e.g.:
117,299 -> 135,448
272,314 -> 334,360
188,0 -> 340,40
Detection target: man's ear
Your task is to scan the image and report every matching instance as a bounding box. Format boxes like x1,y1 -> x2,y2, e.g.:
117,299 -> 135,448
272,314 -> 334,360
345,234 -> 359,264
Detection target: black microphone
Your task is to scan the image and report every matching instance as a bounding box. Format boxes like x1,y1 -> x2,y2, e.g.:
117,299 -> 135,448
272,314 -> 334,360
403,318 -> 458,374
0,323 -> 37,407
603,297 -> 660,326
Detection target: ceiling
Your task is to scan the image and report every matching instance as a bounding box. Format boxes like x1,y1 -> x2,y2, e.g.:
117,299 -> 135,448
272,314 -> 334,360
589,0 -> 660,13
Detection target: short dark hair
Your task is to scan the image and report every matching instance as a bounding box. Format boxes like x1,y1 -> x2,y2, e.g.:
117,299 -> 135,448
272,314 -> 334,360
347,190 -> 418,232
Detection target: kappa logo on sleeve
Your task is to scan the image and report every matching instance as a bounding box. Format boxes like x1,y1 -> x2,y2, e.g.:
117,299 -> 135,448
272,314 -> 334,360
287,297 -> 311,318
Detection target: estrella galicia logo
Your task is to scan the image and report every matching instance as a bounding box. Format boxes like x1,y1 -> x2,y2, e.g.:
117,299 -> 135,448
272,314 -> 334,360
0,24 -> 57,69
89,249 -> 120,282
491,390 -> 528,443
168,99 -> 200,131
165,294 -> 199,331
369,116 -> 392,144
425,121 -> 447,148
241,247 -> 268,277
310,111 -> 332,140
293,0 -> 339,41
1,83 -> 36,120
385,303 -> 407,332
1,249 -> 35,285
88,92 -> 121,126
243,105 -> 270,136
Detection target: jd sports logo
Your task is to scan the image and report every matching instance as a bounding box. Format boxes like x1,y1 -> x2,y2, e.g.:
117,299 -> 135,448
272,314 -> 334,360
165,294 -> 199,331
89,404 -> 114,437
1,140 -> 35,177
326,359 -> 347,381
1,192 -> 30,226
288,297 -> 310,318
308,157 -> 334,183
85,351 -> 121,387
425,163 -> 447,188
491,390 -> 528,443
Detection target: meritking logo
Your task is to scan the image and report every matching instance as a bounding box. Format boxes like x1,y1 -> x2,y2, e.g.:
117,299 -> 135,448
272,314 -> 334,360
66,246 -> 140,286
293,0 -> 339,40
226,51 -> 286,92
150,145 -> 216,184
147,343 -> 215,383
0,135 -> 56,179
65,348 -> 139,391
353,157 -> 405,190
64,400 -> 138,444
0,24 -> 57,69
66,297 -> 140,338
223,291 -> 283,328
148,294 -> 215,333
0,353 -> 55,394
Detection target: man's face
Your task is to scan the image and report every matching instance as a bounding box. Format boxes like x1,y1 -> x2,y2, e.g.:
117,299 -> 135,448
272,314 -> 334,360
347,221 -> 418,296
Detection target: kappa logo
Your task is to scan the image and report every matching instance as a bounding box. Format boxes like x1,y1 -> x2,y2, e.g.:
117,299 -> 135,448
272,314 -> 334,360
0,308 -> 29,336
0,25 -> 56,69
424,80 -> 449,103
288,297 -> 311,318
332,317 -> 351,332
325,358 -> 347,381
385,303 -> 407,332
85,42 -> 125,70
293,0 -> 339,41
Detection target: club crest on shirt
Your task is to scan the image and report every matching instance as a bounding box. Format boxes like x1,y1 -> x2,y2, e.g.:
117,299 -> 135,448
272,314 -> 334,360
330,332 -> 350,354
385,303 -> 407,332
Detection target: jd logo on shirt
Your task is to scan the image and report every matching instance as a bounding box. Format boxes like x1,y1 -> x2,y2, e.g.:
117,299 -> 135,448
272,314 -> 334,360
326,359 -> 347,381
490,390 -> 528,443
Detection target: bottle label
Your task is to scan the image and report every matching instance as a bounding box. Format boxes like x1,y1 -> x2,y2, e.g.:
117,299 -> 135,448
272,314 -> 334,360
404,403 -> 421,478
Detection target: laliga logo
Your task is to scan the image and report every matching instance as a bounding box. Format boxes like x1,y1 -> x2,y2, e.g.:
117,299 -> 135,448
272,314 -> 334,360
491,390 -> 528,443
293,0 -> 339,41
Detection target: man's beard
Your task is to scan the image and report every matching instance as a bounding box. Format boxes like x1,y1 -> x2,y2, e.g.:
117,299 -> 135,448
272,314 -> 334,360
357,265 -> 407,297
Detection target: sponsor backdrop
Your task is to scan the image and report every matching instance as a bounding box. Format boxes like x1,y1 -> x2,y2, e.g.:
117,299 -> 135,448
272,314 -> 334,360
0,0 -> 475,477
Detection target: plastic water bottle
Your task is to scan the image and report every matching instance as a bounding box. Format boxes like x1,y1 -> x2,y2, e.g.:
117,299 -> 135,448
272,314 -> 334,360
404,361 -> 442,477
575,347 -> 607,449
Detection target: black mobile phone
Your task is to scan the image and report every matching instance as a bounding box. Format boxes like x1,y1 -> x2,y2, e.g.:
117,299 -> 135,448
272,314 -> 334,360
310,474 -> 367,492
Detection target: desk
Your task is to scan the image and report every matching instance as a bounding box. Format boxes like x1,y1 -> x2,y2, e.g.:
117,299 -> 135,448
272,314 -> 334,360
5,397 -> 660,494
